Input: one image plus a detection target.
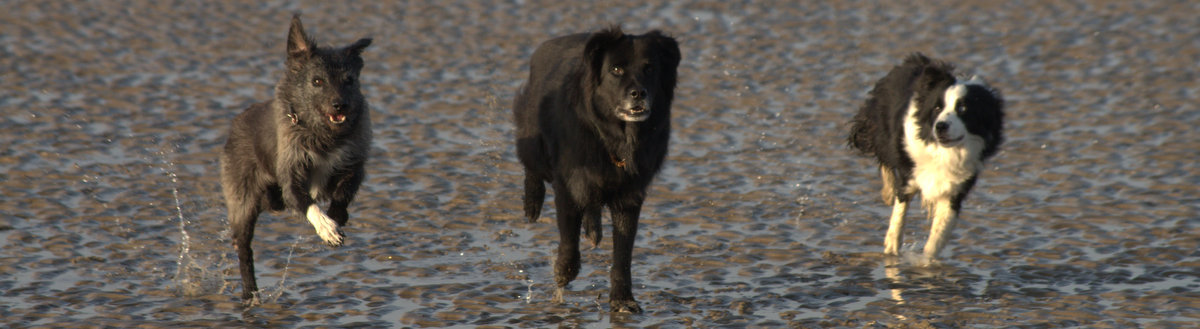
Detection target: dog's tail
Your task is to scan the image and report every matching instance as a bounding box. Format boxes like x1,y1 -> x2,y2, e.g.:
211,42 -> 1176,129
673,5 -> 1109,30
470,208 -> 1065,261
582,208 -> 601,248
846,114 -> 876,155
522,174 -> 545,223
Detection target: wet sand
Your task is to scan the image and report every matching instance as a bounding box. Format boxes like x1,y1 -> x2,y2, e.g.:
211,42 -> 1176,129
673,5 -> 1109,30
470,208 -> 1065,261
1,0 -> 1198,327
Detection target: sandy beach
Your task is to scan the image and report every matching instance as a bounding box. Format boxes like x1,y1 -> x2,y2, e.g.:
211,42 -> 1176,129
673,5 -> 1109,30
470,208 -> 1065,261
1,1 -> 1198,327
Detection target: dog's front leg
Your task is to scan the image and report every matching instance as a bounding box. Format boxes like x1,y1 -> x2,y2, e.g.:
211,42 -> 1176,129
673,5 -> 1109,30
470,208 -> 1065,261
923,176 -> 975,261
551,185 -> 583,303
283,167 -> 344,247
326,161 -> 365,226
922,198 -> 958,261
608,194 -> 644,313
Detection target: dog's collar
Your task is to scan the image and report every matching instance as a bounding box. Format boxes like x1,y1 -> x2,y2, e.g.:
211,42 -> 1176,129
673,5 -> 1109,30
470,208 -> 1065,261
286,106 -> 300,125
610,154 -> 626,168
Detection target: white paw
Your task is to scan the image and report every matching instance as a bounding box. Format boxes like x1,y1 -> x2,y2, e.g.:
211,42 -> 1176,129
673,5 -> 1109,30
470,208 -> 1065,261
306,204 -> 344,246
552,287 -> 565,303
883,245 -> 901,256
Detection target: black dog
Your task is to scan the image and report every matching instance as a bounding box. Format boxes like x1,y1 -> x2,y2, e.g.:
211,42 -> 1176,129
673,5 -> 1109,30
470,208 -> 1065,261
513,26 -> 680,313
848,53 -> 1004,262
220,14 -> 372,303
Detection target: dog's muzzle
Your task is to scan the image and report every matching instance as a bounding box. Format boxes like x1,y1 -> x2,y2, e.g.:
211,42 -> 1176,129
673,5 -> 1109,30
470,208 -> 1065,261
618,104 -> 649,122
328,101 -> 349,124
615,88 -> 651,122
934,121 -> 961,144
616,95 -> 651,122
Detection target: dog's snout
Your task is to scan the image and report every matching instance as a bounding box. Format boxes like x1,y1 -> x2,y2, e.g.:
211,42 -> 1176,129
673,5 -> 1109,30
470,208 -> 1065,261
934,121 -> 950,133
332,101 -> 345,111
629,88 -> 647,100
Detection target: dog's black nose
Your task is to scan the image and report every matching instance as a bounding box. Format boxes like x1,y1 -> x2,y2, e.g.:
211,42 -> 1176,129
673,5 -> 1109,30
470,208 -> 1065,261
629,88 -> 646,100
332,102 -> 345,111
935,122 -> 950,133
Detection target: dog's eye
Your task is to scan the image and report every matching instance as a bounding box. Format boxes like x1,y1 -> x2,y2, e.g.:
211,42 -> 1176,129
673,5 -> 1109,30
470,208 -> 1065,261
611,67 -> 624,76
312,78 -> 324,87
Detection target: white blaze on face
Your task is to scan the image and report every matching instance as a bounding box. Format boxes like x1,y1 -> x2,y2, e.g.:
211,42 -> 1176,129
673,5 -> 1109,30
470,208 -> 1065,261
936,84 -> 968,143
903,82 -> 987,204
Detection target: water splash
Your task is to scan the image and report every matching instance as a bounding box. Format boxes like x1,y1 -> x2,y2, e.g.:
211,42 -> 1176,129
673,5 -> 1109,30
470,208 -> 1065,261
516,266 -> 536,304
259,237 -> 304,304
474,86 -> 522,219
153,144 -> 197,291
157,145 -> 230,297
794,171 -> 814,227
167,157 -> 193,289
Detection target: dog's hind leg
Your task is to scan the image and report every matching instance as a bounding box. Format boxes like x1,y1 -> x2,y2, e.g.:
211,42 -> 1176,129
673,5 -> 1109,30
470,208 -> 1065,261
883,194 -> 911,256
880,165 -> 896,205
263,186 -> 286,211
882,166 -> 914,256
522,172 -> 546,223
229,201 -> 261,302
582,206 -> 602,249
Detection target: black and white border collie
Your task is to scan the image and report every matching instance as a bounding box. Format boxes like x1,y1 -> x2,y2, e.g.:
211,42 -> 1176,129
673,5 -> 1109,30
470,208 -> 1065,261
848,53 -> 1004,262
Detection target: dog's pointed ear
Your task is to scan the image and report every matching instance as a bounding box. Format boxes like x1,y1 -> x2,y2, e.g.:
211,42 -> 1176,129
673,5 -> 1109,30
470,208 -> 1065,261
905,52 -> 931,67
345,38 -> 372,57
287,14 -> 315,58
582,27 -> 623,85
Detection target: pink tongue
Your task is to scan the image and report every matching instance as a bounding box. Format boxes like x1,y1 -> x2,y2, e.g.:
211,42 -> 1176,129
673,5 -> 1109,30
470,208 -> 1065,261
328,114 -> 346,123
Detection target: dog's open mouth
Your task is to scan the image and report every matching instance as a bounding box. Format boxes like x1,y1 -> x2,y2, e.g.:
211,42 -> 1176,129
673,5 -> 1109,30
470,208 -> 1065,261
327,113 -> 347,124
618,106 -> 650,121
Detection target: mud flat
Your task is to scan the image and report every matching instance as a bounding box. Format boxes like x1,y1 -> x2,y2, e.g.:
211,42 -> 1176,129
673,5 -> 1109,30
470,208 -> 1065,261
1,1 -> 1197,327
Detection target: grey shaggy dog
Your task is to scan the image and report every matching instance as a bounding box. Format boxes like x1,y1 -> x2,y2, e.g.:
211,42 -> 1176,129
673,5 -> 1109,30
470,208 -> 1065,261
219,14 -> 372,303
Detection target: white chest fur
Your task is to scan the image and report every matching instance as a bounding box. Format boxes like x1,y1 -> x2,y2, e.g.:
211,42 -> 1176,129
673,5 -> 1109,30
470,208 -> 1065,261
902,101 -> 984,200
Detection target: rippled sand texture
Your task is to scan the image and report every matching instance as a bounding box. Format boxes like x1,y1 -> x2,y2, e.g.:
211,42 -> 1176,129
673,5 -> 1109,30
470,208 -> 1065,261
2,1 -> 1198,327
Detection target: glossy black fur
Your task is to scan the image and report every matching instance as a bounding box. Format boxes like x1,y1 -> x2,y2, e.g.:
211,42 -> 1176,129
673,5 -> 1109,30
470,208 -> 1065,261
219,14 -> 372,303
513,26 -> 680,313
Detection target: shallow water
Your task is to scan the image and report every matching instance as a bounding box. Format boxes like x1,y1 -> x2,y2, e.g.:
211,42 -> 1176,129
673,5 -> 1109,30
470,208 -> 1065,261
2,0 -> 1198,328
